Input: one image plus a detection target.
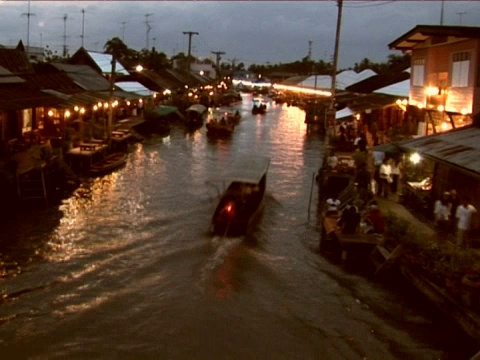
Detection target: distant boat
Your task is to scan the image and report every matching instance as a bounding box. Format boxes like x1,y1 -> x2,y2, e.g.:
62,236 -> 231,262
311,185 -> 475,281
209,155 -> 270,237
89,152 -> 127,176
185,104 -> 208,128
252,97 -> 267,115
216,107 -> 241,124
205,110 -> 235,138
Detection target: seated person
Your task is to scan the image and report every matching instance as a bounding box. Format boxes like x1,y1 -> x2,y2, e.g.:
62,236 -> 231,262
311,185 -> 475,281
326,196 -> 341,216
363,200 -> 385,234
337,203 -> 360,234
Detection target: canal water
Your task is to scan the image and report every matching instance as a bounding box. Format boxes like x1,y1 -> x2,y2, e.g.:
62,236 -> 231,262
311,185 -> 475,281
0,94 -> 477,359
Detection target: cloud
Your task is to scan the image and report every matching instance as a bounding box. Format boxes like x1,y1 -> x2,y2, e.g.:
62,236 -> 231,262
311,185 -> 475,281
0,1 -> 479,69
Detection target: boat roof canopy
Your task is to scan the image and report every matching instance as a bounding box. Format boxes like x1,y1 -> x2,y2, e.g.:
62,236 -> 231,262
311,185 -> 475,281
186,104 -> 207,114
215,155 -> 270,184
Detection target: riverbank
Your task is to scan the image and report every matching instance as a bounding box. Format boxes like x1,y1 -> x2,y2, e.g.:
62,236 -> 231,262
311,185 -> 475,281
317,129 -> 480,350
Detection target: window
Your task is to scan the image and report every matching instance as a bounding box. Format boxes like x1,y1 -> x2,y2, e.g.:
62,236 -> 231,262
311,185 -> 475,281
412,58 -> 425,87
451,52 -> 470,87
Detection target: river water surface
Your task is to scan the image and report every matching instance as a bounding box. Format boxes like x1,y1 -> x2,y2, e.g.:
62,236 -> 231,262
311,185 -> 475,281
0,94 -> 477,359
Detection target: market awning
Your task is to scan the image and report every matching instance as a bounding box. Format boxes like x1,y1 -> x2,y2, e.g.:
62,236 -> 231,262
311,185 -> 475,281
373,142 -> 403,154
336,107 -> 354,120
397,125 -> 480,178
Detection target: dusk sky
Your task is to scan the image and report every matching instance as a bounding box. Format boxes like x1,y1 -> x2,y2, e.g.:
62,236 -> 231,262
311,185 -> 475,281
1,1 -> 480,69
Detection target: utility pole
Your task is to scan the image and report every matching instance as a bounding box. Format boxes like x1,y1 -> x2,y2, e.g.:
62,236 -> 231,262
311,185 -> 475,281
308,39 -> 312,61
121,21 -> 127,42
183,31 -> 199,72
440,0 -> 445,25
145,13 -> 153,50
212,51 -> 225,82
21,0 -> 35,57
456,11 -> 466,25
62,13 -> 69,58
328,0 -> 343,134
81,9 -> 85,48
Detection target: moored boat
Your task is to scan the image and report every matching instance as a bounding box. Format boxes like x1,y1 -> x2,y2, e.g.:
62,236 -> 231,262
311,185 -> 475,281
89,152 -> 127,176
209,155 -> 270,237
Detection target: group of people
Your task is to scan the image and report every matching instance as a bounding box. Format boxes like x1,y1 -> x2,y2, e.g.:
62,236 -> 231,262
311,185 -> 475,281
373,155 -> 402,199
433,189 -> 477,248
326,195 -> 385,236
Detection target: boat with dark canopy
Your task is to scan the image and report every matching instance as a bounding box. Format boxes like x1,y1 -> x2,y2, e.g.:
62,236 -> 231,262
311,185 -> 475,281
209,155 -> 270,237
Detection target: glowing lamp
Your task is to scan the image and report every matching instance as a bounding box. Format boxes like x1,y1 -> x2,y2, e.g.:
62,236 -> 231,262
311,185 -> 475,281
48,110 -> 54,117
410,152 -> 421,164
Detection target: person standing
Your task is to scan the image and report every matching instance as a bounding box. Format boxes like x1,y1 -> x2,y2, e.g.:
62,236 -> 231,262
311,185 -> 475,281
390,158 -> 402,195
455,197 -> 477,248
448,189 -> 461,235
378,158 -> 392,199
372,150 -> 385,196
433,192 -> 451,238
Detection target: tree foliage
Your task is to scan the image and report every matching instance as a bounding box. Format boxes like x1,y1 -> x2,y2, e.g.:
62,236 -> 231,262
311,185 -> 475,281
101,36 -> 410,77
103,37 -> 170,71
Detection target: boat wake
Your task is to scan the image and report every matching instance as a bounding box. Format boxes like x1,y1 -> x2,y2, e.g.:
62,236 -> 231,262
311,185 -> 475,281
197,236 -> 243,298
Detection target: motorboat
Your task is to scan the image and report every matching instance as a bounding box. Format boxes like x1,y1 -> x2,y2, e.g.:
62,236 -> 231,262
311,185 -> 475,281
205,111 -> 235,137
185,104 -> 208,128
209,155 -> 270,237
252,97 -> 267,115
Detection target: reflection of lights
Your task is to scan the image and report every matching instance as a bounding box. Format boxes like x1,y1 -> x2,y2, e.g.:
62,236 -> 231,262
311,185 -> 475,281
440,121 -> 450,131
163,89 -> 171,96
425,86 -> 439,96
438,105 -> 445,112
410,152 -> 421,164
48,110 -> 54,117
273,83 -> 331,97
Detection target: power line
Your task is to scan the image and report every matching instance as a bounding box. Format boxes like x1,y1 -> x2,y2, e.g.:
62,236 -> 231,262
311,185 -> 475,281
343,1 -> 395,8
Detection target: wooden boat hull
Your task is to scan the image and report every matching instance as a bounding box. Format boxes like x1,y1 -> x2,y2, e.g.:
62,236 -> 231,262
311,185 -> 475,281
89,152 -> 127,176
210,156 -> 270,237
206,122 -> 234,137
252,106 -> 266,115
211,189 -> 266,237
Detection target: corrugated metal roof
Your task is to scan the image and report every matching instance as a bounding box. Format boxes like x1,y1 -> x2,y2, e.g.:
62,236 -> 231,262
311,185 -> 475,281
0,47 -> 34,74
0,84 -> 63,110
115,81 -> 154,96
398,125 -> 480,176
0,66 -> 25,84
52,63 -> 111,91
86,51 -> 129,75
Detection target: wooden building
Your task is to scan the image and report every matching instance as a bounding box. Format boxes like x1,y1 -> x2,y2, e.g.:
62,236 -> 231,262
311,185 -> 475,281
389,25 -> 480,135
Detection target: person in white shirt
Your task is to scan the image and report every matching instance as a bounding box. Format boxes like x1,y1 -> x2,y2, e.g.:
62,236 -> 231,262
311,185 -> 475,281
378,158 -> 392,199
326,197 -> 341,215
455,197 -> 477,248
434,192 -> 451,237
